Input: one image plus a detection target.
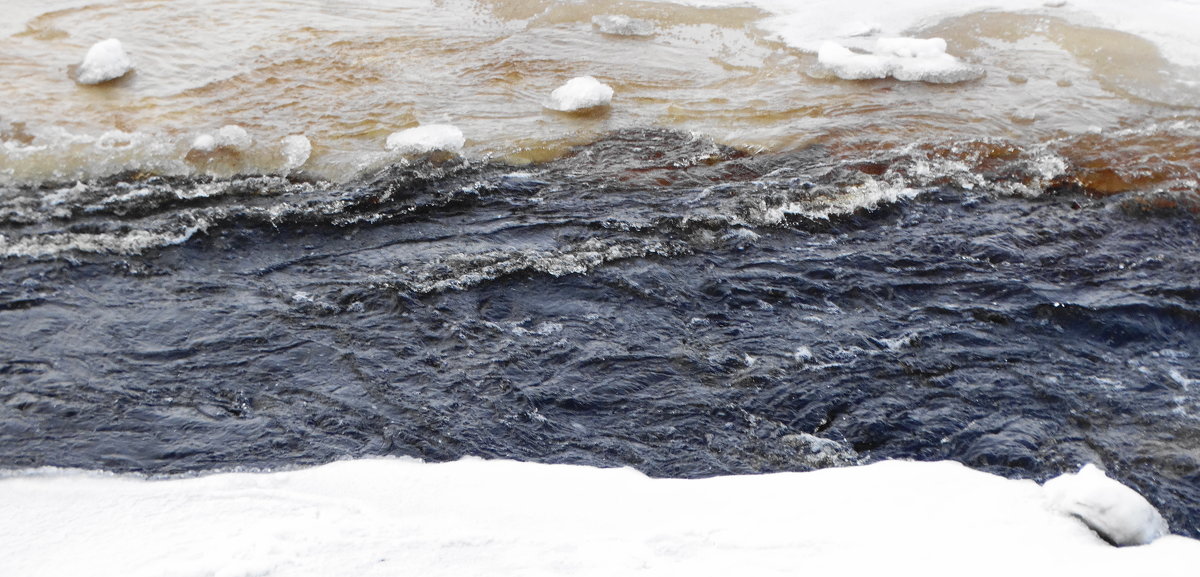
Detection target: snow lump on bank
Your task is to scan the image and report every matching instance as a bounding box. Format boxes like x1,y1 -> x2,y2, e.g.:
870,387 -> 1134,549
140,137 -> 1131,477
1044,463 -> 1170,547
74,39 -> 134,85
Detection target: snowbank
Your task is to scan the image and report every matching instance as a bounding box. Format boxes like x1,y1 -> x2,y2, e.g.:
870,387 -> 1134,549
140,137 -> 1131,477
75,39 -> 134,85
544,76 -> 614,112
0,458 -> 1196,577
385,124 -> 465,153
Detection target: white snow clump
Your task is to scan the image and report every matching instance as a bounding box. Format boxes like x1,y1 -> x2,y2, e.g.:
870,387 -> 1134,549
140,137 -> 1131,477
281,134 -> 312,170
191,125 -> 252,152
1043,463 -> 1170,546
384,124 -> 465,154
816,37 -> 983,84
75,39 -> 134,85
543,76 -> 614,112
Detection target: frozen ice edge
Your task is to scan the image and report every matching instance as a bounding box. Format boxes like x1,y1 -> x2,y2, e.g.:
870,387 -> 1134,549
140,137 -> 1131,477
1,458 -> 1196,577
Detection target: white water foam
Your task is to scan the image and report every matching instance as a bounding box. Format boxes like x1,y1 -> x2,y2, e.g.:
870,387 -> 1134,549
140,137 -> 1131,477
0,458 -> 1196,577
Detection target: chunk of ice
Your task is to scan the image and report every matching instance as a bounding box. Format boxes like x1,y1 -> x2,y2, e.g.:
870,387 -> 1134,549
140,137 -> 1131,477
384,124 -> 465,153
1043,463 -> 1170,546
281,135 -> 312,170
816,37 -> 983,84
543,76 -> 614,112
75,39 -> 134,85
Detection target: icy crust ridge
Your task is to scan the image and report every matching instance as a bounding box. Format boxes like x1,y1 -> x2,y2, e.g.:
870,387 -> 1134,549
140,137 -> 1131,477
0,459 -> 1194,577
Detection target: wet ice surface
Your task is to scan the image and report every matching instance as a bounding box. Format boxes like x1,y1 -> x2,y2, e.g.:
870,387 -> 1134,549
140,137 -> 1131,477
1,130 -> 1198,538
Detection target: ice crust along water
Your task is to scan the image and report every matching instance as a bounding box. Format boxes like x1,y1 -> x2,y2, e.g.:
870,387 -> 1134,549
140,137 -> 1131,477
1,458 -> 1197,577
816,38 -> 984,83
1044,464 -> 1171,547
74,38 -> 133,85
543,76 -> 614,112
385,124 -> 465,154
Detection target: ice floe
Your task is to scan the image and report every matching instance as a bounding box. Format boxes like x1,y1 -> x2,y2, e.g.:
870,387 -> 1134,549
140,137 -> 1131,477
815,37 -> 983,83
543,76 -> 614,112
74,39 -> 134,85
384,124 -> 465,153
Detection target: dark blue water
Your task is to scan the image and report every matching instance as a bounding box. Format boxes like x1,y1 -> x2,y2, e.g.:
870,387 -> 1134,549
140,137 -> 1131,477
1,129 -> 1197,536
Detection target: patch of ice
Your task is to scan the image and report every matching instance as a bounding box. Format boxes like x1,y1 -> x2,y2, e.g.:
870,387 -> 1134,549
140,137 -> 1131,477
75,39 -> 134,85
592,14 -> 656,37
384,124 -> 465,154
543,76 -> 614,112
816,38 -> 983,84
1043,463 -> 1170,546
281,135 -> 312,170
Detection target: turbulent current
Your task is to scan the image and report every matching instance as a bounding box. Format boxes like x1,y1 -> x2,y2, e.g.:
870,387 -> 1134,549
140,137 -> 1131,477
2,0 -> 1199,544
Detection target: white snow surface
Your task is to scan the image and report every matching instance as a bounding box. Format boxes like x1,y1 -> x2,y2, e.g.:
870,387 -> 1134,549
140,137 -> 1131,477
816,38 -> 984,83
544,76 -> 614,112
75,38 -> 134,85
1,458 -> 1197,577
673,0 -> 1200,68
384,124 -> 465,153
1044,463 -> 1171,546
